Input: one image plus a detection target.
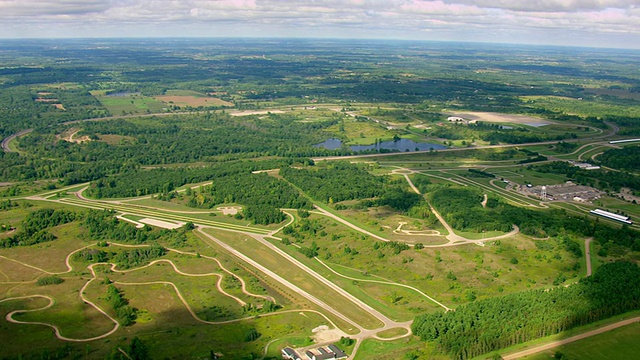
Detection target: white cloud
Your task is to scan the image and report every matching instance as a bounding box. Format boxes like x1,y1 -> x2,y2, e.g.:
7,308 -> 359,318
445,0 -> 638,12
0,0 -> 638,48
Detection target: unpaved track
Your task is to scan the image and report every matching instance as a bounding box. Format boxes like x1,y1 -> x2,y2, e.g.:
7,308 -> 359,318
502,316 -> 640,359
1,294 -> 119,342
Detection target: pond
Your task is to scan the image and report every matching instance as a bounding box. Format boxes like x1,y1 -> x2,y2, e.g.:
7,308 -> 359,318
314,138 -> 447,152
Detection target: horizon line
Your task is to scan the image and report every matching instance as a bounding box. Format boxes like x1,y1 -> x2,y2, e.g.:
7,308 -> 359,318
0,36 -> 638,52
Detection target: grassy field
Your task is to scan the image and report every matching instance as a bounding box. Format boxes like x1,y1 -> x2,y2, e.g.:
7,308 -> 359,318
0,217 -> 335,359
354,336 -> 444,360
275,211 -> 581,307
91,91 -> 166,115
326,118 -> 398,145
269,237 -> 445,321
201,228 -> 384,331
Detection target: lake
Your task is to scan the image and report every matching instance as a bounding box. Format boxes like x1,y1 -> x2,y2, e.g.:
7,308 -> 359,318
314,138 -> 447,152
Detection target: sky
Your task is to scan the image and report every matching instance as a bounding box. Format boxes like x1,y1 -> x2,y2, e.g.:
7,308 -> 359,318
0,0 -> 639,49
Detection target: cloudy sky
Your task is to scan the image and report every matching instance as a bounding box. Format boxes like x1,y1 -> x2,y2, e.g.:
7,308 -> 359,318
0,0 -> 638,48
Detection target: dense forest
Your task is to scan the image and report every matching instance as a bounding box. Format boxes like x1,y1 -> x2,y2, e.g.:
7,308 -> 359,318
412,261 -> 640,359
597,146 -> 640,172
84,159 -> 301,199
185,172 -> 312,225
280,162 -> 385,203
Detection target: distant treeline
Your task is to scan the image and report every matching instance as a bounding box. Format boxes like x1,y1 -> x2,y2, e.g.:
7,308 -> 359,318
413,261 -> 640,360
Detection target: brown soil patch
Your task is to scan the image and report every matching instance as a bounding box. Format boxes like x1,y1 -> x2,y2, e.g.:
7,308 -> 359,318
35,98 -> 58,102
58,128 -> 90,144
154,95 -> 234,107
450,112 -> 551,126
53,104 -> 66,110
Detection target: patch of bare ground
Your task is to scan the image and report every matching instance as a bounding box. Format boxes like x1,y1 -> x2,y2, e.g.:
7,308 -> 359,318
451,111 -> 551,126
154,95 -> 233,107
230,109 -> 285,116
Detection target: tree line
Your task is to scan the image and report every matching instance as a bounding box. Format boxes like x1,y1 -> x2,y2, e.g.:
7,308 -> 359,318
412,261 -> 640,359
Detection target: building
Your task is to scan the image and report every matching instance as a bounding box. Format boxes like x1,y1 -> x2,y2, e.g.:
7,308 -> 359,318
328,345 -> 348,359
303,344 -> 348,360
572,162 -> 601,170
282,347 -> 302,360
447,116 -> 467,123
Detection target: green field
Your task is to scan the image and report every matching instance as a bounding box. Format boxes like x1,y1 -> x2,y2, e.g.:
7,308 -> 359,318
91,91 -> 166,115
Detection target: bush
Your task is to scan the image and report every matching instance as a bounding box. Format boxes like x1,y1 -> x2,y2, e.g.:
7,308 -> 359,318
37,275 -> 64,286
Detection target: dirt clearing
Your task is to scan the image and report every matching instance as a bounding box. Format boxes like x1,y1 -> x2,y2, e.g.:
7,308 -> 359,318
154,95 -> 233,107
451,112 -> 551,127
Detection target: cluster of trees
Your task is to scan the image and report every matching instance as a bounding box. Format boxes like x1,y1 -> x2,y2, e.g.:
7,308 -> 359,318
374,187 -> 423,212
482,130 -> 576,145
374,240 -> 410,255
597,146 -> 639,172
431,186 -> 640,251
83,209 -> 191,247
0,208 -> 76,248
112,245 -> 167,269
107,337 -> 149,360
412,262 -> 640,359
430,188 -> 513,233
105,284 -> 138,326
36,275 -> 65,286
187,171 -> 311,225
533,161 -> 640,193
75,244 -> 167,269
466,169 -> 495,178
282,218 -> 326,242
281,162 -> 385,203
